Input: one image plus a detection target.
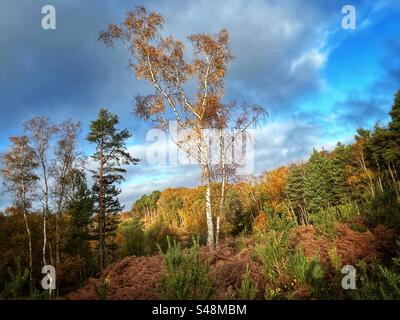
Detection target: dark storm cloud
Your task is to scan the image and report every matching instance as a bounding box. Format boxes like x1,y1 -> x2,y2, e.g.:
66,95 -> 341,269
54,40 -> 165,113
335,95 -> 390,128
372,40 -> 400,94
0,0 -> 381,137
0,0 -> 145,138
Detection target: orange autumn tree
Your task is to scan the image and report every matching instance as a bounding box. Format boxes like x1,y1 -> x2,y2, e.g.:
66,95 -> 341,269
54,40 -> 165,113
259,166 -> 290,212
100,7 -> 238,248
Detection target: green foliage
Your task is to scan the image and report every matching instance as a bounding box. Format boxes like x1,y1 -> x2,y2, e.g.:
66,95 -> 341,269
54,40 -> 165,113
305,150 -> 334,212
265,210 -> 296,233
117,217 -> 180,257
146,219 -> 179,253
159,237 -> 213,300
63,170 -> 96,284
256,230 -> 290,284
350,240 -> 400,300
285,165 -> 308,224
132,190 -> 161,216
310,203 -> 358,237
256,215 -> 327,300
351,261 -> 400,300
369,90 -> 400,169
285,248 -> 325,299
256,213 -> 296,290
118,216 -> 146,256
363,189 -> 400,232
87,108 -> 140,268
65,170 -> 94,255
331,143 -> 350,204
238,264 -> 258,300
0,257 -> 29,300
287,247 -> 311,286
227,189 -> 251,235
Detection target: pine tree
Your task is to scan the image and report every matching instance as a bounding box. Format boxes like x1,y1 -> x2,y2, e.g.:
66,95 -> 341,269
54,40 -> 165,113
285,164 -> 308,224
132,190 -> 161,217
87,108 -> 140,271
304,149 -> 334,212
389,90 -> 400,133
331,142 -> 350,204
65,170 -> 94,258
387,90 -> 400,169
92,171 -> 124,263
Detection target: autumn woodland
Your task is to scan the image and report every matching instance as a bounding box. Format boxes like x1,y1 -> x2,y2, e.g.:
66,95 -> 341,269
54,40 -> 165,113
1,5 -> 400,301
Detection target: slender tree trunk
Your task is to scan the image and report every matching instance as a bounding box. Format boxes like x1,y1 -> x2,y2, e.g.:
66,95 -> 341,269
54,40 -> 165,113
42,211 -> 47,266
299,205 -> 308,225
376,162 -> 384,193
216,129 -> 226,248
215,216 -> 221,248
204,166 -> 215,249
287,200 -> 297,223
99,147 -> 105,272
378,176 -> 384,193
42,173 -> 49,266
360,151 -> 375,197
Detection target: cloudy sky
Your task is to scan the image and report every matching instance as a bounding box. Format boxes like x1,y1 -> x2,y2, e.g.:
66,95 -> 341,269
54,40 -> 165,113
1,0 -> 400,210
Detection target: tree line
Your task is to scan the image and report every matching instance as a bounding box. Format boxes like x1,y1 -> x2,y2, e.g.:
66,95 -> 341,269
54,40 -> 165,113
0,109 -> 137,295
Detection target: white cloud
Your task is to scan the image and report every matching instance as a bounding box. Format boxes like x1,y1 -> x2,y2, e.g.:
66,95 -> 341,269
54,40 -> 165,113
142,0 -> 339,110
291,48 -> 327,74
117,118 -> 333,207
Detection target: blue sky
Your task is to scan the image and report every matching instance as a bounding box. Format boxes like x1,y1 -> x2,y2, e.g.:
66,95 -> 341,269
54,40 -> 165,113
1,0 -> 400,210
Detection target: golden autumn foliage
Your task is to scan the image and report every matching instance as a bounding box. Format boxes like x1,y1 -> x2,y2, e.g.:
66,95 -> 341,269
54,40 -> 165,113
259,167 -> 290,212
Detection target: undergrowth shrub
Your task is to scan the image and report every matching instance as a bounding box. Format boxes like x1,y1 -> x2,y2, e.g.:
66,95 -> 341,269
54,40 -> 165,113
256,230 -> 290,285
146,219 -> 179,253
255,212 -> 295,282
350,240 -> 400,299
118,217 -> 180,257
255,212 -> 327,299
285,247 -> 325,299
238,264 -> 258,300
159,237 -> 212,300
363,189 -> 400,233
118,217 -> 146,257
0,256 -> 29,300
309,203 -> 358,238
324,245 -> 350,299
95,276 -> 110,300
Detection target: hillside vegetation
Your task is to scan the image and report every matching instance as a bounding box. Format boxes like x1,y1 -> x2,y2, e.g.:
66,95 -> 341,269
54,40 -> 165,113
2,91 -> 399,300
